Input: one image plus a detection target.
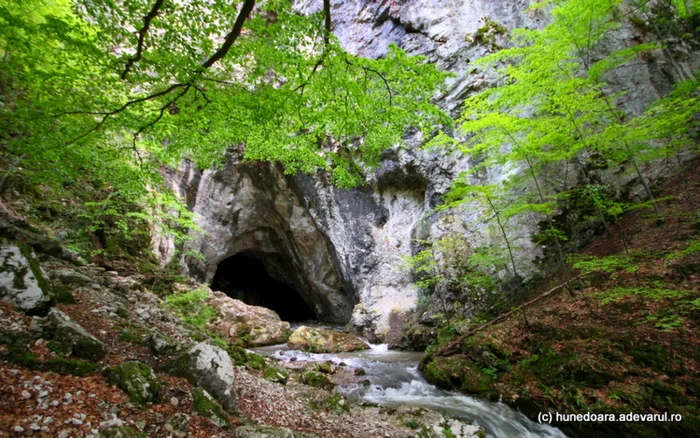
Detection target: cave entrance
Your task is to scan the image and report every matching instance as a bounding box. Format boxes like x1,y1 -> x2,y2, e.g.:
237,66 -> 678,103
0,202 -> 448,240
210,251 -> 315,322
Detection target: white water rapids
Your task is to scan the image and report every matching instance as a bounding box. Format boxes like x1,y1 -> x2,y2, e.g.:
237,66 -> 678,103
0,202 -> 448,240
254,342 -> 567,438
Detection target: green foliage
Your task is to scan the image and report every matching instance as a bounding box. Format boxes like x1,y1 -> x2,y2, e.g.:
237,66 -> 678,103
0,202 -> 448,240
404,233 -> 508,315
0,0 -> 450,260
570,254 -> 639,276
164,288 -> 215,328
595,286 -> 695,305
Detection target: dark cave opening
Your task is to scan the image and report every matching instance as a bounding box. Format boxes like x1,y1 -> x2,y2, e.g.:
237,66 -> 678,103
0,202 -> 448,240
210,251 -> 315,322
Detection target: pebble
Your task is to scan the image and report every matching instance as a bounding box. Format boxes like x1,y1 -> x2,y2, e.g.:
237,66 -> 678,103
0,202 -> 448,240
30,423 -> 41,431
13,426 -> 24,433
170,397 -> 179,406
21,390 -> 31,399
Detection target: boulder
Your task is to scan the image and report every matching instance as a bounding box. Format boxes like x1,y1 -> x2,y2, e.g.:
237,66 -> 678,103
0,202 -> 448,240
164,342 -> 237,414
192,387 -> 229,428
0,243 -> 52,313
103,361 -> 161,405
47,308 -> 106,361
188,342 -> 236,413
233,425 -> 296,438
287,326 -> 368,353
207,290 -> 291,347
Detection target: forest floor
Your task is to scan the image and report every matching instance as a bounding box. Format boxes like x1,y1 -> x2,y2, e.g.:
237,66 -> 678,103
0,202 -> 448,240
419,159 -> 700,438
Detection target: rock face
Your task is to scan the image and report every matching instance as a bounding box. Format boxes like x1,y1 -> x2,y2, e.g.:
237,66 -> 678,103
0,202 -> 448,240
156,0 -> 700,341
207,290 -> 291,347
46,308 -> 106,361
0,243 -> 52,313
287,326 -> 368,353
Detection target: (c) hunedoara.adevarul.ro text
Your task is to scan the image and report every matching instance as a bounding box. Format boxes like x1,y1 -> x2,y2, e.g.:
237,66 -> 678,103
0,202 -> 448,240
537,411 -> 683,424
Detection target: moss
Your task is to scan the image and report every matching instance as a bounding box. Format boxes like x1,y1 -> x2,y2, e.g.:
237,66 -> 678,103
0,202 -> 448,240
459,365 -> 494,396
103,361 -> 161,405
192,387 -> 230,429
225,345 -> 249,366
9,351 -> 98,376
309,392 -> 349,414
116,308 -> 129,319
119,330 -> 141,343
301,370 -> 334,390
50,284 -> 76,304
263,366 -> 289,385
316,361 -> 333,374
246,352 -> 266,371
160,353 -> 193,380
47,340 -> 72,357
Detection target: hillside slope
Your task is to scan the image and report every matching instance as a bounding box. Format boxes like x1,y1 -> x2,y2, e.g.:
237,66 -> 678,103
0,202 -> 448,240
419,159 -> 700,437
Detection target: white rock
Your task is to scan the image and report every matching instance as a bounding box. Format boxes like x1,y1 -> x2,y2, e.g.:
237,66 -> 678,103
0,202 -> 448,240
0,244 -> 51,312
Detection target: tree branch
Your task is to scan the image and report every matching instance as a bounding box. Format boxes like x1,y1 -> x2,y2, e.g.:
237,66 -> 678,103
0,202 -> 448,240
63,83 -> 188,146
362,65 -> 393,106
201,0 -> 256,69
323,0 -> 332,45
122,0 -> 166,79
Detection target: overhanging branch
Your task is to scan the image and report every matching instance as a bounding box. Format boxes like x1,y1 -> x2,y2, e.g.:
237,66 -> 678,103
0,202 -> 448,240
201,0 -> 256,69
122,0 -> 166,79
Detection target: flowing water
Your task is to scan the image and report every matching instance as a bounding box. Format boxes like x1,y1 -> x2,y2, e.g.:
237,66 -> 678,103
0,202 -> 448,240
254,342 -> 567,438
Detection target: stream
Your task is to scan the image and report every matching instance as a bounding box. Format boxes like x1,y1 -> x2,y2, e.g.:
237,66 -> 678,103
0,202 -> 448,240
254,341 -> 567,438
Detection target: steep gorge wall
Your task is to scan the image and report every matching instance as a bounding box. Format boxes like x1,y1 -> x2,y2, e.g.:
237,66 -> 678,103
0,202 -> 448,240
159,0 -> 697,340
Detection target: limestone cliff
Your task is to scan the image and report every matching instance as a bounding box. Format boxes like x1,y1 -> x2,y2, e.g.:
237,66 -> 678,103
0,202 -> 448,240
158,0 -> 698,340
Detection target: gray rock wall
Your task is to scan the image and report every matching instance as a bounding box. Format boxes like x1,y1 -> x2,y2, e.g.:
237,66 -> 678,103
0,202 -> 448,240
158,0 -> 698,339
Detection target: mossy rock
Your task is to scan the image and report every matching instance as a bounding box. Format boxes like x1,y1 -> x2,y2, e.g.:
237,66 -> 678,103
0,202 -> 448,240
97,426 -> 144,438
11,352 -> 99,376
420,355 -> 495,397
246,352 -> 266,371
316,361 -> 334,374
263,366 -> 289,385
459,365 -> 495,396
104,361 -> 161,405
192,387 -> 230,429
301,370 -> 334,390
1,332 -> 98,376
48,308 -> 106,361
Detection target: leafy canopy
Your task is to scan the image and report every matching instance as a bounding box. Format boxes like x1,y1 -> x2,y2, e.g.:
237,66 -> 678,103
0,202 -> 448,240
0,0 -> 450,253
